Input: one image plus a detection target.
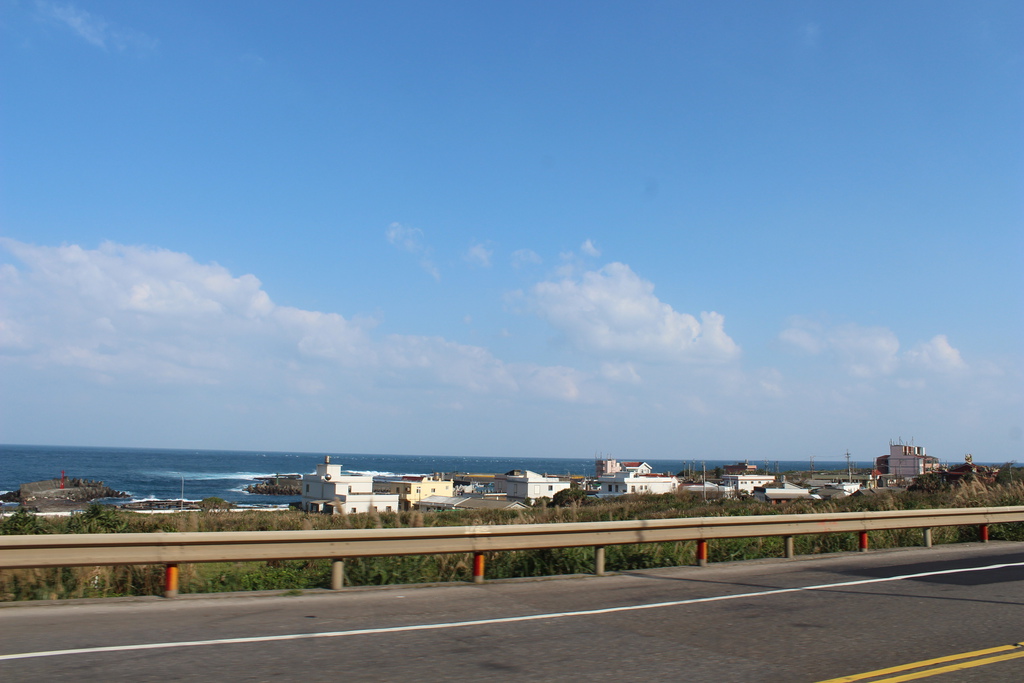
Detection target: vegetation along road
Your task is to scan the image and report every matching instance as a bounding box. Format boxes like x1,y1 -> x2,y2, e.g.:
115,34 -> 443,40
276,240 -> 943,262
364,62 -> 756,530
1,541 -> 1022,682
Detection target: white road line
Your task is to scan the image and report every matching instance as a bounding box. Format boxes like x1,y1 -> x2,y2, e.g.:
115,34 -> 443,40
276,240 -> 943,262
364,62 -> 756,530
2,560 -> 1022,662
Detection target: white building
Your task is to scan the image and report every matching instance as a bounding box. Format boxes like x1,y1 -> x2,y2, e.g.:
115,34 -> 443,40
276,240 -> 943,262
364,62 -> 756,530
720,474 -> 776,493
753,482 -> 817,504
620,461 -> 654,475
500,470 -> 572,501
300,456 -> 399,514
679,482 -> 734,498
875,441 -> 939,480
596,462 -> 678,498
373,474 -> 454,511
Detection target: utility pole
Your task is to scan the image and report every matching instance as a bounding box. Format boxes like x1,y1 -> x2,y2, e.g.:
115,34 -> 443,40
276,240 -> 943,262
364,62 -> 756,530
845,450 -> 852,483
180,475 -> 185,510
702,461 -> 707,501
810,455 -> 815,479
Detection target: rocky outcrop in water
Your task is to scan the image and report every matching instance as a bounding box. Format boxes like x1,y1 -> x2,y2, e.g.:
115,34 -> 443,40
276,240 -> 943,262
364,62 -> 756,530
1,478 -> 129,508
244,481 -> 302,495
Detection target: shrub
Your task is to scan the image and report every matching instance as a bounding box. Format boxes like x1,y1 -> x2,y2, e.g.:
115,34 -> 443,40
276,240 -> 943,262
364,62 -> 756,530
65,504 -> 128,534
199,497 -> 232,511
0,509 -> 46,535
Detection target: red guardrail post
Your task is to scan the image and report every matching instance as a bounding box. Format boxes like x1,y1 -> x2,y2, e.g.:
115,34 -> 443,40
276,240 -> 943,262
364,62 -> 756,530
696,540 -> 708,566
473,552 -> 485,583
979,524 -> 989,543
858,531 -> 869,552
164,563 -> 179,598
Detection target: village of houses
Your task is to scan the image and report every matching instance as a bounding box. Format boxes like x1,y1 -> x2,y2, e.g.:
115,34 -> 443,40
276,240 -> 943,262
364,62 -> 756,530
297,441 -> 992,516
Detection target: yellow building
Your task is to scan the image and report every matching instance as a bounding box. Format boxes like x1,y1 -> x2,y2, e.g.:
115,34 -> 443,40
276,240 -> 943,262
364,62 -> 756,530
374,475 -> 454,511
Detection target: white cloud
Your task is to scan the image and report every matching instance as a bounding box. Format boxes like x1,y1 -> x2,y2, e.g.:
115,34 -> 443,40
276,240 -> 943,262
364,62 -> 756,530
465,243 -> 493,268
778,326 -> 824,354
377,334 -> 519,394
511,249 -> 542,268
780,320 -> 969,379
518,365 -> 589,402
827,325 -> 901,378
3,240 -> 1011,458
385,222 -> 440,280
580,239 -> 601,257
385,222 -> 424,252
40,1 -> 106,47
37,1 -> 157,51
531,262 -> 739,363
600,361 -> 641,384
0,239 -> 596,406
757,368 -> 785,398
905,335 -> 967,373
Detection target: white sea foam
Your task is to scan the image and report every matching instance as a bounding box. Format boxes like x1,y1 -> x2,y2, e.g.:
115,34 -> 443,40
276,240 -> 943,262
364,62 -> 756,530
124,494 -> 203,503
348,470 -> 428,478
144,471 -> 275,481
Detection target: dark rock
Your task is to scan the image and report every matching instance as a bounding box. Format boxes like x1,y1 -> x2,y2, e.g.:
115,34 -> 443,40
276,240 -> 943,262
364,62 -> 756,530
8,477 -> 130,508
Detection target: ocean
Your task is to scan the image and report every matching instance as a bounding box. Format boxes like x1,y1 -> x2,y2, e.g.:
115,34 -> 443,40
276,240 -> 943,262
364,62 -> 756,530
0,443 -> 873,508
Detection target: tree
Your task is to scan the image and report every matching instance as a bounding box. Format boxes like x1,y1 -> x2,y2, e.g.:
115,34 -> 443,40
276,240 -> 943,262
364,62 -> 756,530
553,487 -> 589,507
712,466 -> 724,479
907,473 -> 949,493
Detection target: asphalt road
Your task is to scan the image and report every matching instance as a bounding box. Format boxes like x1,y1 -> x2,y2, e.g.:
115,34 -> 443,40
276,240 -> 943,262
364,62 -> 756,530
2,542 -> 1022,682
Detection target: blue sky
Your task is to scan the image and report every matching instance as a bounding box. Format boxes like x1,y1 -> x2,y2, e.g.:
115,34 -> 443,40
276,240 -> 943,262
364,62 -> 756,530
1,1 -> 1021,465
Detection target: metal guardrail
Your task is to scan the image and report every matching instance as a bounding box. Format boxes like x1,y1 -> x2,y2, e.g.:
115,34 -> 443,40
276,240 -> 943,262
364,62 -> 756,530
2,506 -> 1023,595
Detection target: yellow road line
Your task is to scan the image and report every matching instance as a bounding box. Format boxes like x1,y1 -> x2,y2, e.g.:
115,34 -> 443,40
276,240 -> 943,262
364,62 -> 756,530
815,643 -> 1023,683
874,649 -> 1024,682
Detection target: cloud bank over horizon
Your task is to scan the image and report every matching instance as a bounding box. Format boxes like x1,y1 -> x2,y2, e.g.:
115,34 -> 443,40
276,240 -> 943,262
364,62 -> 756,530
1,237 -> 1012,459
0,239 -> 592,402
